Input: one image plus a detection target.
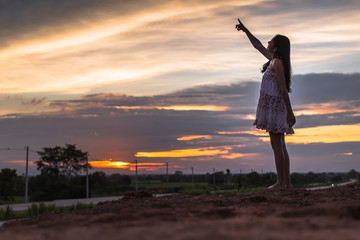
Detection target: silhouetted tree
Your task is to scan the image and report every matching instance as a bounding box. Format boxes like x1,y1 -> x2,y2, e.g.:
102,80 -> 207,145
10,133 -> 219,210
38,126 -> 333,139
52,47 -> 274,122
121,175 -> 131,185
246,171 -> 262,187
108,173 -> 122,185
36,144 -> 91,177
0,168 -> 18,201
173,170 -> 183,182
30,144 -> 91,201
347,169 -> 358,179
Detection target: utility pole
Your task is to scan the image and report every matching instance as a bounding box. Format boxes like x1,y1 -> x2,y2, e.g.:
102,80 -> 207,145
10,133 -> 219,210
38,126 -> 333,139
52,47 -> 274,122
166,162 -> 169,185
213,168 -> 216,185
86,154 -> 89,199
240,169 -> 243,189
135,159 -> 138,191
191,167 -> 194,184
25,146 -> 29,203
1,146 -> 32,203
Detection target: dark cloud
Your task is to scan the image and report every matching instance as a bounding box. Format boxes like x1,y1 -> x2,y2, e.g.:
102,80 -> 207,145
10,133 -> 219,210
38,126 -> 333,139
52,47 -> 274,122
0,0 -> 168,46
49,72 -> 360,125
54,80 -> 259,109
291,73 -> 360,104
21,97 -> 47,106
295,112 -> 360,128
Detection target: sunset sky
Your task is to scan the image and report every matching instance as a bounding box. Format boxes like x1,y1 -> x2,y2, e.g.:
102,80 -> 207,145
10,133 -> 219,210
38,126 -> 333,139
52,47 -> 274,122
1,0 -> 360,176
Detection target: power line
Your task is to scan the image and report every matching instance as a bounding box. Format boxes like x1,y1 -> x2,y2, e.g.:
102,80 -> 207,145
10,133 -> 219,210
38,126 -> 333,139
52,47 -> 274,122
0,147 -> 39,152
0,147 -> 24,151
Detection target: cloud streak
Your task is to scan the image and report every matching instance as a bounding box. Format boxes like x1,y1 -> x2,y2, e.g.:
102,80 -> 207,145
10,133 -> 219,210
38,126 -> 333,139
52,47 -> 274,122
1,0 -> 360,96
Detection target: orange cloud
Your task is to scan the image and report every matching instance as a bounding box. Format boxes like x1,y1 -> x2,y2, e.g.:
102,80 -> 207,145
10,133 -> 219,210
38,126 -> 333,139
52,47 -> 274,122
6,160 -> 36,166
259,124 -> 360,144
135,145 -> 251,159
177,135 -> 212,141
219,124 -> 360,144
217,130 -> 267,136
244,114 -> 255,120
336,152 -> 353,156
221,153 -> 259,159
114,105 -> 228,111
295,102 -> 360,116
135,147 -> 228,158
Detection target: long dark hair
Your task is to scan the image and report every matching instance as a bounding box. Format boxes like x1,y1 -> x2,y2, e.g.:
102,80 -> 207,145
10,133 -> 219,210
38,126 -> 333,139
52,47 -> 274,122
261,35 -> 292,92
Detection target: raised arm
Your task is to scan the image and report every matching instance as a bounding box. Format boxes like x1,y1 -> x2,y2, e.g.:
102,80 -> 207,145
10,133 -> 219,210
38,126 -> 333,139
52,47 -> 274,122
235,19 -> 271,60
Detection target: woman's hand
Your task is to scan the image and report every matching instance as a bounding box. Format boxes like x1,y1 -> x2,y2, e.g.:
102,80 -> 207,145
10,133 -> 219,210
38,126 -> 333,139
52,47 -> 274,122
287,111 -> 296,127
235,18 -> 246,31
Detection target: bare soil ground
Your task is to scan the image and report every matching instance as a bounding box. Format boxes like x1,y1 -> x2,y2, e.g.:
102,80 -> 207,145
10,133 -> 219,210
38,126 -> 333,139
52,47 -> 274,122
1,184 -> 360,240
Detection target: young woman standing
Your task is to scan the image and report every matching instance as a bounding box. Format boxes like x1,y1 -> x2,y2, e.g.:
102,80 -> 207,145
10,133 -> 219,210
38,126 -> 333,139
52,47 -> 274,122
236,19 -> 296,190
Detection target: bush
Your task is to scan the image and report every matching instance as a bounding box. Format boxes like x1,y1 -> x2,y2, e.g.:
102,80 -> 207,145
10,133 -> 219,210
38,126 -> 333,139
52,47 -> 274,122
27,203 -> 39,217
38,203 -> 47,214
180,184 -> 209,195
4,205 -> 15,220
47,204 -> 57,213
75,202 -> 94,210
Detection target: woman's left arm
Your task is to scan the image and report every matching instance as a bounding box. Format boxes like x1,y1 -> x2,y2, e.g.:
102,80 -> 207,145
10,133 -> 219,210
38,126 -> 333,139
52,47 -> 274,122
272,59 -> 296,127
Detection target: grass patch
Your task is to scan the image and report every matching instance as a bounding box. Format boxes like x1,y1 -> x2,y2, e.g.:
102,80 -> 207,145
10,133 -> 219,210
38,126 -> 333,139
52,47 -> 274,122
0,202 -> 95,221
0,196 -> 25,205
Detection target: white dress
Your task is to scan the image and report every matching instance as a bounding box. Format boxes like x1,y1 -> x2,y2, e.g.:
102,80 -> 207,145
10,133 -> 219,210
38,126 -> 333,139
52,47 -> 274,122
253,68 -> 294,134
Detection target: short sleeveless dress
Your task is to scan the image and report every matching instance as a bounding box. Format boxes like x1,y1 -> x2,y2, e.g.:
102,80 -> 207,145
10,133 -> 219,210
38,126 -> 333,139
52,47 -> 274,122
253,68 -> 294,134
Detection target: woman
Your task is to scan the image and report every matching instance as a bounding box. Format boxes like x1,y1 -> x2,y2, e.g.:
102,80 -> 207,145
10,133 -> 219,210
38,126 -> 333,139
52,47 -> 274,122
236,19 -> 296,190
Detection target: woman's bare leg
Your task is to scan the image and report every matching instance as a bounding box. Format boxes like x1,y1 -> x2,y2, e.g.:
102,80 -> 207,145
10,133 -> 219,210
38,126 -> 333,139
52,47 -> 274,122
281,134 -> 292,189
269,132 -> 292,190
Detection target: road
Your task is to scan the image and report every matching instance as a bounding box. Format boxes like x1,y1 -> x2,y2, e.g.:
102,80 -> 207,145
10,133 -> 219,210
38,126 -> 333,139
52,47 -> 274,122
0,196 -> 122,212
305,179 -> 357,190
0,193 -> 174,212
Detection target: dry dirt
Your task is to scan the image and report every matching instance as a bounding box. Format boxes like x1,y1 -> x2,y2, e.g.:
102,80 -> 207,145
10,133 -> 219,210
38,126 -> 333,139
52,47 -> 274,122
1,184 -> 360,240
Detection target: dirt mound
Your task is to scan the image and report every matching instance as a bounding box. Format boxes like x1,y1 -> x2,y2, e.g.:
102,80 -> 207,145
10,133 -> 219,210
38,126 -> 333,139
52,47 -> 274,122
1,184 -> 360,240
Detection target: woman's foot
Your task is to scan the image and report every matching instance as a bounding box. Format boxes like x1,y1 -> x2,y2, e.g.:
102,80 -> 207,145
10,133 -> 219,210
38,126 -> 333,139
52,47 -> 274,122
285,183 -> 293,190
268,183 -> 284,190
268,182 -> 293,191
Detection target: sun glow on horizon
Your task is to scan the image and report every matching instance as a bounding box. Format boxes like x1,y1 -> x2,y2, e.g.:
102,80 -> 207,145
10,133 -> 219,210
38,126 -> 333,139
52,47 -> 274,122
90,160 -> 131,169
89,160 -> 167,171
